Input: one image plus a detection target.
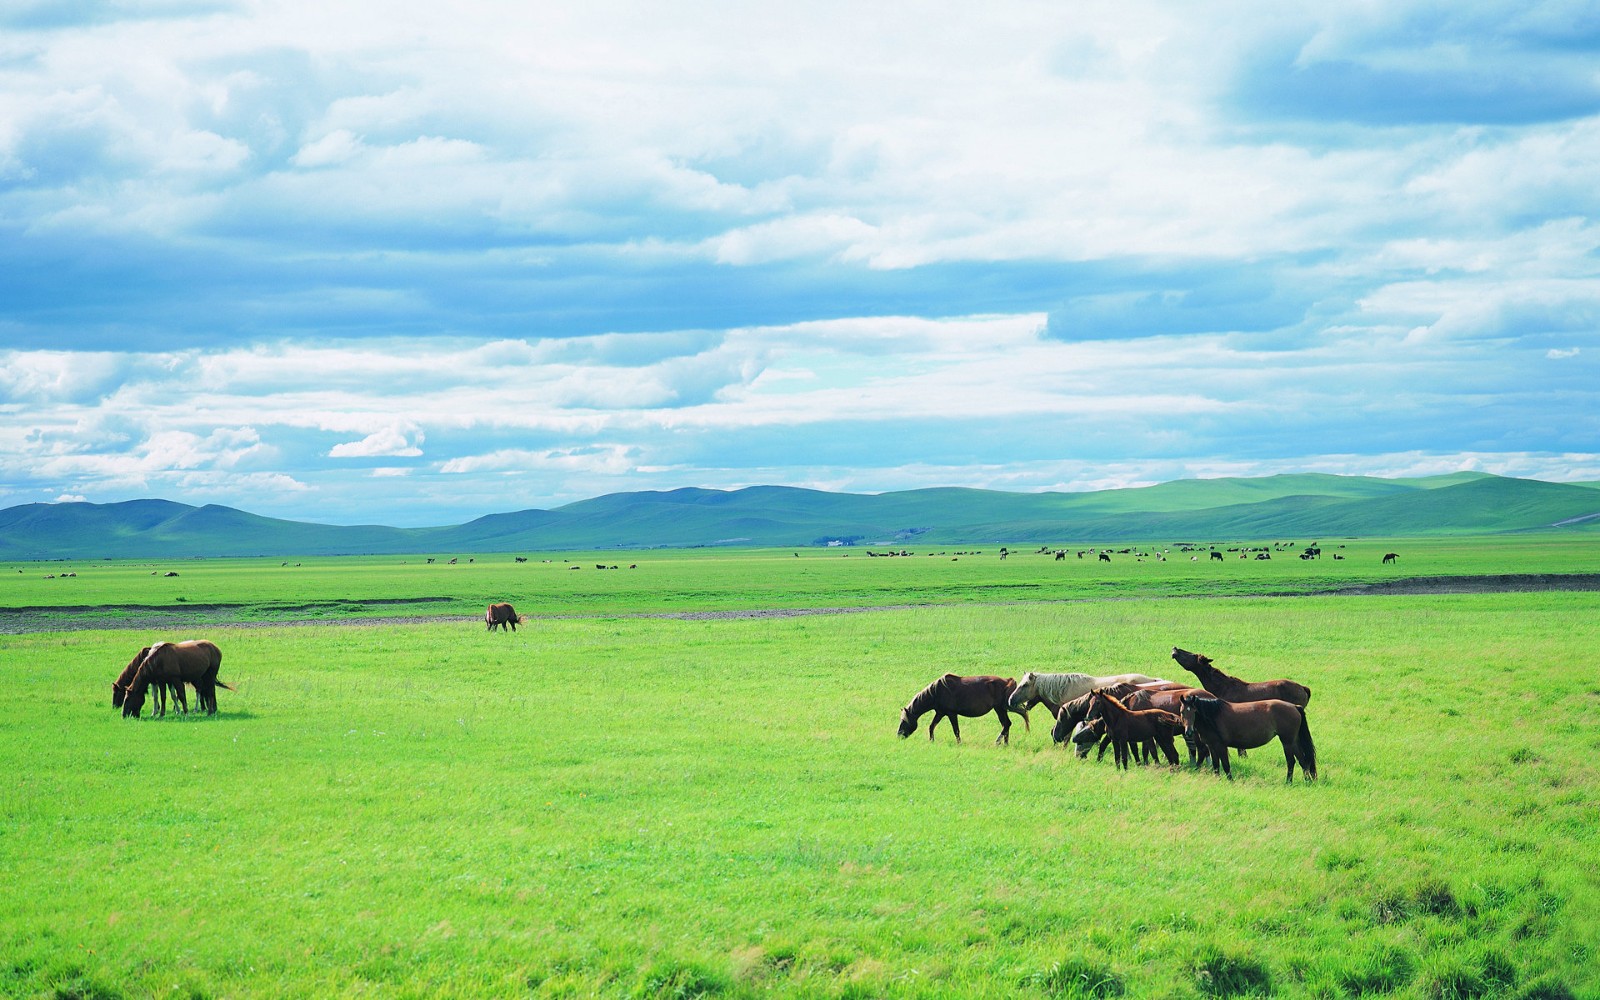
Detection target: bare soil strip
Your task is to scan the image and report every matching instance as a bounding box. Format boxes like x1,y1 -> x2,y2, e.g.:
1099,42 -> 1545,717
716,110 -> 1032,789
3,574 -> 1598,635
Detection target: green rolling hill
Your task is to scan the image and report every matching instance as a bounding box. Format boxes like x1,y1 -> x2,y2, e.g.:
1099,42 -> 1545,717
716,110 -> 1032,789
1,473 -> 1596,559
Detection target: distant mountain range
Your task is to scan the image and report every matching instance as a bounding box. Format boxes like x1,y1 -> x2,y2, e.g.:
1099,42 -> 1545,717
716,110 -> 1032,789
3,472 -> 1598,560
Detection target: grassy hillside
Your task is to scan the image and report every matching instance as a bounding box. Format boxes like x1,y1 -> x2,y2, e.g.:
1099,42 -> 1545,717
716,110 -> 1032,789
3,473 -> 1598,559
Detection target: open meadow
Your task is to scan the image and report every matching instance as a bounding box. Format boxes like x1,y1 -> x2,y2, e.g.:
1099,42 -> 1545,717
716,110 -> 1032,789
2,537 -> 1598,998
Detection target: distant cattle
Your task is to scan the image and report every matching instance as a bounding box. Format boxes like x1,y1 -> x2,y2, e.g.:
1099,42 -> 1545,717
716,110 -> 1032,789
514,557 -> 528,563
1098,552 -> 1111,563
1210,551 -> 1224,562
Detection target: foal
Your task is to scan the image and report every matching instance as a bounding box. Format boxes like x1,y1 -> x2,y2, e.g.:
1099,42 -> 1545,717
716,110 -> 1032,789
1087,689 -> 1183,769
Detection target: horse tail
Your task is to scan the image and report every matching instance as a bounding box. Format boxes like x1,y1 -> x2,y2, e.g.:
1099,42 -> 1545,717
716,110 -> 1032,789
214,679 -> 237,692
1297,708 -> 1317,778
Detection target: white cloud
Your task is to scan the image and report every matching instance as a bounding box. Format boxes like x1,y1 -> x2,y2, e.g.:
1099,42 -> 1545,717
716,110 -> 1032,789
54,493 -> 87,503
328,423 -> 425,458
1547,347 -> 1580,360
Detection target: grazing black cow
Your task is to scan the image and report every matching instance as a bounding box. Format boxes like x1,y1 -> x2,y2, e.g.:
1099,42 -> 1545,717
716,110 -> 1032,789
1210,551 -> 1224,562
1098,552 -> 1111,563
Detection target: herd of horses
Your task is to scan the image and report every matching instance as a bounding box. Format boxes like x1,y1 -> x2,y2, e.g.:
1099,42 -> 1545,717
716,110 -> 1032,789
109,600 -> 1313,786
897,647 -> 1317,782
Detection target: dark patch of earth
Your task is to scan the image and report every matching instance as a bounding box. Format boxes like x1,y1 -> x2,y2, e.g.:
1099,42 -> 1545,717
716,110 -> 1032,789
2,574 -> 1597,634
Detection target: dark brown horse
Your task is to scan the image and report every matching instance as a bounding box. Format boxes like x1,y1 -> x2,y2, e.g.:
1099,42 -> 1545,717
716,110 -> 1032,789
1171,647 -> 1310,707
1088,689 -> 1183,768
1051,682 -> 1142,751
123,640 -> 233,718
1180,692 -> 1317,782
485,602 -> 523,631
112,646 -> 188,716
898,674 -> 1028,745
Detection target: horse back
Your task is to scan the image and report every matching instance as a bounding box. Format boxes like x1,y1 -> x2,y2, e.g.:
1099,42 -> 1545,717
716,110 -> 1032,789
1212,698 -> 1303,749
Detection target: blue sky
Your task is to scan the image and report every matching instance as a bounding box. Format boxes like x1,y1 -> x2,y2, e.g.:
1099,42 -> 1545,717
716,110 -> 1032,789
2,0 -> 1597,525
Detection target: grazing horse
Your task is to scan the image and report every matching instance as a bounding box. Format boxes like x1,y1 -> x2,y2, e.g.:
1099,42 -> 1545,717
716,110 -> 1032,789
123,641 -> 233,718
485,602 -> 523,632
1088,689 -> 1183,768
1170,647 -> 1310,707
112,646 -> 188,716
1382,552 -> 1399,564
1009,671 -> 1163,715
898,674 -> 1026,745
1180,692 -> 1317,782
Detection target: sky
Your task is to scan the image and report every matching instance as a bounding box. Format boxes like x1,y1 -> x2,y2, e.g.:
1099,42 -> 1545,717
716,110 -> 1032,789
2,0 -> 1598,526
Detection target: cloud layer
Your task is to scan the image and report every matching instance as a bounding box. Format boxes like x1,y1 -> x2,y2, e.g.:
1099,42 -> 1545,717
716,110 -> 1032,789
1,1 -> 1596,524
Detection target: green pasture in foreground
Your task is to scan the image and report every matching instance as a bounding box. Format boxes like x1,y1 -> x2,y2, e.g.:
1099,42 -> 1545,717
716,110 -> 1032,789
2,589 -> 1598,998
3,533 -> 1599,626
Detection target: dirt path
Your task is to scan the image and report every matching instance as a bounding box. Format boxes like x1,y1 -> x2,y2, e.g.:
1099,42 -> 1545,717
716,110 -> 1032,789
3,574 -> 1598,634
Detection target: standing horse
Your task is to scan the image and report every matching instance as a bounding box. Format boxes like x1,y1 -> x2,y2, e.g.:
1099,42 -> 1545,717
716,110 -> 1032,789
898,674 -> 1027,745
1008,671 -> 1164,715
123,641 -> 233,718
1170,648 -> 1310,707
1180,692 -> 1317,782
485,603 -> 523,632
1088,689 -> 1184,768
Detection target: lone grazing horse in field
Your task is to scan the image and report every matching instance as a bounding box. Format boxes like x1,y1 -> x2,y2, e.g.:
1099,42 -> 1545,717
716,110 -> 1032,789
899,674 -> 1029,745
1180,692 -> 1317,782
1382,552 -> 1399,564
1008,670 -> 1163,715
122,640 -> 234,718
1088,689 -> 1184,768
1170,647 -> 1310,707
485,602 -> 523,632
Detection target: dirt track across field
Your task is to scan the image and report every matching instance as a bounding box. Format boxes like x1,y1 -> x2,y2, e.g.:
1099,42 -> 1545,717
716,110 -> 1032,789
3,574 -> 1599,635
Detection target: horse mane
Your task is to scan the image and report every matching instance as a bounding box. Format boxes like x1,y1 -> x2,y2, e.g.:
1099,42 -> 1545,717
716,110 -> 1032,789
1184,693 -> 1224,719
1091,687 -> 1131,712
904,674 -> 958,716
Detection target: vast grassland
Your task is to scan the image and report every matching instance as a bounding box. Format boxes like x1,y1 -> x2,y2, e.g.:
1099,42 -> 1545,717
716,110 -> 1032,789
2,539 -> 1598,998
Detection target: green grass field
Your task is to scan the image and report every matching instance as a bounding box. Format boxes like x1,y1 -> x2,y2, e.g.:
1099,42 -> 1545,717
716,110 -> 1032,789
2,539 -> 1598,998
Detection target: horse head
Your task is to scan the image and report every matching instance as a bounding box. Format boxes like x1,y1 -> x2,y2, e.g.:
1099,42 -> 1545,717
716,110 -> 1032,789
1171,647 -> 1213,673
897,707 -> 917,738
1006,673 -> 1038,712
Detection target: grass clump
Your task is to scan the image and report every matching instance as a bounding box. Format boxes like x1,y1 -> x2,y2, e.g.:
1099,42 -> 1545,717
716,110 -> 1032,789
1021,958 -> 1125,998
1193,949 -> 1273,997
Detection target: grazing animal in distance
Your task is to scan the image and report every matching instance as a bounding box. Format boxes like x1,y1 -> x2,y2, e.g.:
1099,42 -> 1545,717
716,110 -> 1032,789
122,640 -> 232,717
1170,647 -> 1310,707
898,674 -> 1024,745
485,603 -> 523,632
1382,552 -> 1399,564
1181,692 -> 1316,782
1009,671 -> 1163,716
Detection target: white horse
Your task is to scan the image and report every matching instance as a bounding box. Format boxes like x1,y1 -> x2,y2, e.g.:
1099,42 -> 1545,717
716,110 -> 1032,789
1006,671 -> 1166,714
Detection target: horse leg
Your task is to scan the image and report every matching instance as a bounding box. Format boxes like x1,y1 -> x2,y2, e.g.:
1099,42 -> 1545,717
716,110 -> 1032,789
1282,735 -> 1298,783
995,709 -> 1010,746
948,715 -> 962,743
927,713 -> 942,741
1158,734 -> 1179,766
1095,734 -> 1114,761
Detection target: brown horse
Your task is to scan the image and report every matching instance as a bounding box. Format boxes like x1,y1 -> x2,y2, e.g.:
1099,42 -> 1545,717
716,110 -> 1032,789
1180,692 -> 1317,782
1171,647 -> 1310,707
123,640 -> 233,718
898,674 -> 1028,745
112,647 -> 188,716
1088,689 -> 1183,768
485,603 -> 523,631
1051,682 -> 1142,751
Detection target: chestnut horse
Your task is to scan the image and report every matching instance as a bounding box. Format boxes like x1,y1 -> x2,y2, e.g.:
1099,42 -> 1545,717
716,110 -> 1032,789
112,646 -> 188,716
1088,689 -> 1183,768
1171,647 -> 1310,707
486,602 -> 523,631
123,640 -> 233,718
898,674 -> 1029,745
1180,692 -> 1317,782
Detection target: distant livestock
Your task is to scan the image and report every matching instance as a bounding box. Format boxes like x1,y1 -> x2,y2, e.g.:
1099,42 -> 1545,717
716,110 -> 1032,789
1383,552 -> 1399,564
486,603 -> 523,632
1098,553 -> 1111,563
121,640 -> 233,718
